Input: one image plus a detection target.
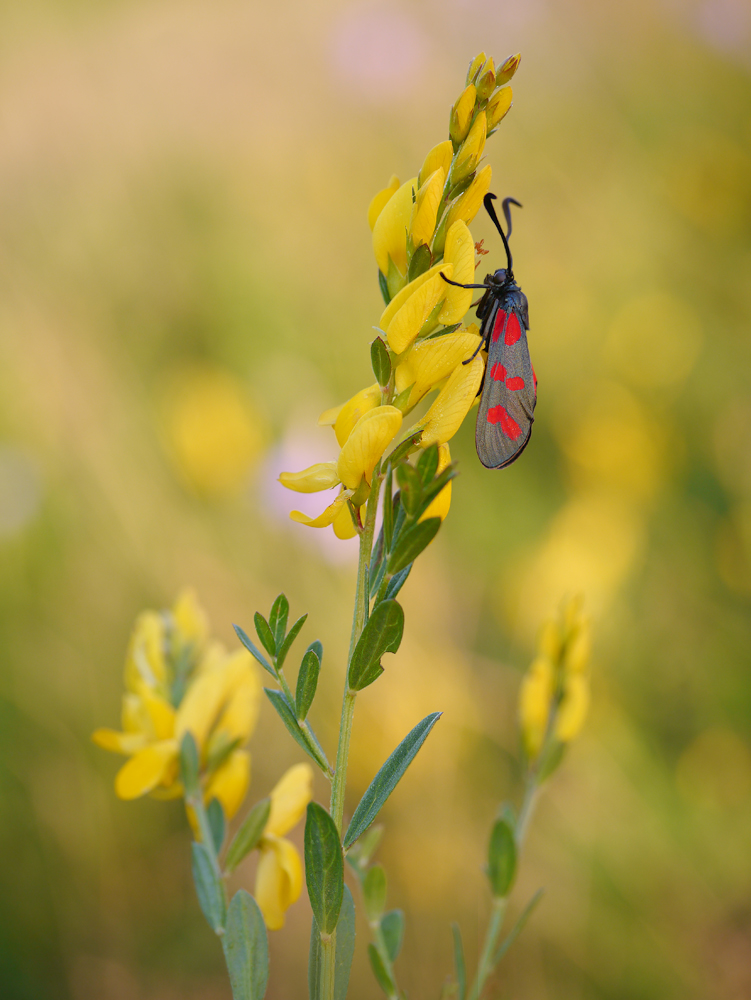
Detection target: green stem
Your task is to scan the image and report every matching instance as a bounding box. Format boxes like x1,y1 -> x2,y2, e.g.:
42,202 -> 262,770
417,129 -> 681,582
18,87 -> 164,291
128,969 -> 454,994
467,897 -> 507,1000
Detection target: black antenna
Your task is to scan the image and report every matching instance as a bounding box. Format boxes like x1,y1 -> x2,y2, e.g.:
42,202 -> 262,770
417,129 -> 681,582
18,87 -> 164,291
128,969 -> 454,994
483,193 -> 522,273
501,197 -> 522,240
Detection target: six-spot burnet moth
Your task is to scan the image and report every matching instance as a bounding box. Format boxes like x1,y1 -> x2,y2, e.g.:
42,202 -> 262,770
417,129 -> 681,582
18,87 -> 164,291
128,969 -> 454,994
441,193 -> 536,469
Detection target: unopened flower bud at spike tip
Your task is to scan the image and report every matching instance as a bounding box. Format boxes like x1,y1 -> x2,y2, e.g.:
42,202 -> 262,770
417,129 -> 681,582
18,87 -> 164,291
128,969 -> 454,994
466,52 -> 487,85
409,167 -> 444,247
487,88 -> 513,131
449,84 -> 476,145
495,52 -> 521,86
476,57 -> 496,100
451,113 -> 487,185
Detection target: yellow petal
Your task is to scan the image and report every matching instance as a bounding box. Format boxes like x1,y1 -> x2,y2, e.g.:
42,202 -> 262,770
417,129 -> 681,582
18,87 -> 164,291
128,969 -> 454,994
409,167 -> 445,247
114,740 -> 179,799
417,353 -> 484,447
519,658 -> 554,758
175,651 -> 256,750
476,57 -> 496,99
379,261 -> 450,332
394,329 -> 482,408
124,610 -> 167,692
385,265 -> 453,355
418,141 -> 453,187
213,652 -> 262,743
279,462 -> 340,493
565,623 -> 591,675
367,174 -> 400,231
318,402 -> 343,427
466,52 -> 487,84
266,762 -> 314,837
122,692 -> 149,734
438,221 -> 476,324
205,748 -> 251,820
450,84 -> 477,144
255,835 -> 303,930
446,164 -> 492,230
332,499 -> 358,539
487,87 -> 513,130
290,489 -> 354,528
91,728 -> 147,755
172,587 -> 209,650
333,384 -> 382,447
135,680 -> 177,741
419,443 -> 452,522
555,675 -> 590,742
452,113 -> 487,183
372,176 -> 417,276
337,406 -> 403,489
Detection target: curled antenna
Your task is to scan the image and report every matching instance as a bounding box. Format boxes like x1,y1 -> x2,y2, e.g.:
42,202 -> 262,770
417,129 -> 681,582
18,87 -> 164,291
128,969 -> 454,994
483,193 -> 522,273
501,197 -> 522,239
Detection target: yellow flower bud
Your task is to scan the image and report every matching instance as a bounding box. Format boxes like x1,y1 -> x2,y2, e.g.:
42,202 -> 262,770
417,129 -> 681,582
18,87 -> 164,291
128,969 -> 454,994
367,174 -> 400,231
476,57 -> 496,100
333,499 -> 358,539
487,87 -> 512,130
204,748 -> 250,820
555,675 -> 590,742
372,176 -> 417,277
266,763 -> 314,837
450,84 -> 476,144
255,834 -> 303,930
538,619 -> 563,664
419,443 -> 452,522
337,406 -> 403,488
394,329 -> 482,408
452,113 -> 487,184
279,462 -> 340,493
124,610 -> 167,692
418,140 -> 453,187
417,352 -> 484,447
519,657 -> 555,759
172,588 -> 209,650
289,489 -> 354,529
438,221 -> 475,324
446,164 -> 492,230
385,265 -> 453,355
496,52 -> 521,86
565,620 -> 591,675
409,167 -> 445,247
466,52 -> 487,85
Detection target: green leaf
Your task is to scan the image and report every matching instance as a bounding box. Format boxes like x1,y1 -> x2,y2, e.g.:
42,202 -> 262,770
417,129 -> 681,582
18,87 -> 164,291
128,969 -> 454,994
388,433 -> 420,465
416,443 -> 439,484
368,943 -> 395,996
371,337 -> 391,387
296,649 -> 321,721
426,322 -> 462,340
414,465 -> 458,521
381,909 -> 405,963
396,464 -> 422,516
345,824 -> 383,872
452,922 -> 466,1000
264,689 -> 330,773
179,731 -> 200,797
269,594 -> 289,650
344,712 -> 442,849
487,818 -> 517,897
225,798 -> 271,874
387,518 -> 441,575
234,624 -> 276,678
378,269 -> 391,305
207,799 -> 225,855
538,738 -> 566,781
347,599 -> 404,691
384,564 -> 412,602
308,887 -> 356,1000
254,612 -> 276,658
408,242 -> 432,282
191,842 -> 226,932
276,613 -> 308,671
492,888 -> 544,966
306,640 -> 324,664
369,546 -> 389,601
222,889 -> 269,1000
369,525 -> 386,596
363,864 -> 387,922
383,466 -> 394,551
304,803 -> 344,935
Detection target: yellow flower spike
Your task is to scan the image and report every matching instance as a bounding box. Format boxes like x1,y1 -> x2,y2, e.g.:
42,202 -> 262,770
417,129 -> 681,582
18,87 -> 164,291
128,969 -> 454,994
450,84 -> 477,144
212,651 -> 262,744
446,164 -> 493,230
255,835 -> 304,930
487,87 -> 513,131
333,499 -> 359,539
379,261 -> 449,332
539,619 -> 563,664
367,174 -> 400,231
204,748 -> 250,820
279,462 -> 340,493
565,621 -> 591,675
409,167 -> 445,248
496,52 -> 521,86
385,265 -> 453,354
452,113 -> 487,184
555,675 -> 590,742
114,739 -> 179,800
333,384 -> 382,447
519,657 -> 555,759
124,611 -> 167,693
172,587 -> 209,650
372,176 -> 418,277
419,443 -> 452,522
266,762 -> 314,837
438,221 -> 475,324
337,406 -> 403,489
476,57 -> 496,100
135,680 -> 177,741
418,141 -> 453,187
466,52 -> 487,85
417,352 -> 484,447
290,489 -> 354,529
174,652 -> 252,750
394,330 -> 483,408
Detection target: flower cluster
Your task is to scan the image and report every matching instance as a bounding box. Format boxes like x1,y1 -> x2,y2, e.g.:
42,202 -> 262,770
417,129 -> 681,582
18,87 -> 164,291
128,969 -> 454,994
519,596 -> 592,761
280,52 -> 520,535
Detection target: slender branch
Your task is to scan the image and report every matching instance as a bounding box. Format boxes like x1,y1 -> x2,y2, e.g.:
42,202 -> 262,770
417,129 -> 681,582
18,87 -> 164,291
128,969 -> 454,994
467,897 -> 506,1000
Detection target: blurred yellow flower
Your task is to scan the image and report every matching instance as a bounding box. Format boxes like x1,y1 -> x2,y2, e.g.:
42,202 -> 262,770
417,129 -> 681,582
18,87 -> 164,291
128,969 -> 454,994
410,167 -> 445,247
368,174 -> 400,231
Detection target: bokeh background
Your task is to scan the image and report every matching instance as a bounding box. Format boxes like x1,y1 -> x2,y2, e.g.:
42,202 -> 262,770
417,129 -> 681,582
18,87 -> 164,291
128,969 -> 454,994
2,0 -> 751,997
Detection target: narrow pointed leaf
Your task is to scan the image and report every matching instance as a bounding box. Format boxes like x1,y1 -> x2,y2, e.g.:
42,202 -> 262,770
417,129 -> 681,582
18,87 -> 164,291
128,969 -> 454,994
234,624 -> 276,678
371,336 -> 391,387
269,594 -> 289,650
207,798 -> 226,855
382,909 -> 405,963
369,526 -> 386,597
223,889 -> 269,1000
368,944 -> 395,996
396,464 -> 422,516
492,889 -> 545,966
416,443 -> 439,484
383,564 -> 412,602
378,269 -> 391,305
191,842 -> 226,932
388,433 -> 420,465
225,798 -> 271,874
414,466 -> 458,521
387,517 -> 441,575
452,922 -> 466,1000
488,818 -> 516,897
347,599 -> 404,691
254,612 -> 276,658
363,864 -> 387,921
179,731 -> 200,797
276,613 -> 308,670
296,649 -> 321,721
264,689 -> 330,773
344,712 -> 442,849
304,803 -> 344,935
383,466 -> 394,551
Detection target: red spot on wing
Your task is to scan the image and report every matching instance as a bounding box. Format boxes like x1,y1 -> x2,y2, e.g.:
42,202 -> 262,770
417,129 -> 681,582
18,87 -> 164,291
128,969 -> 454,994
487,406 -> 522,440
490,363 -> 507,381
491,310 -> 507,343
504,313 -> 522,345
532,366 -> 538,392
506,376 -> 525,390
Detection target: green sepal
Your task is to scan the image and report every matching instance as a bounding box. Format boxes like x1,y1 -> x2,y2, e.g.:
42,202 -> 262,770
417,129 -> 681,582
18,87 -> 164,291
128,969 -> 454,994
368,944 -> 395,996
254,612 -> 276,658
487,818 -> 517,898
382,909 -> 405,963
207,798 -> 226,856
344,712 -> 442,849
383,466 -> 394,551
363,864 -> 387,921
408,243 -> 432,282
452,922 -> 466,1000
384,564 -> 412,602
179,731 -> 200,798
276,613 -> 308,671
492,888 -> 544,966
388,433 -> 420,465
378,269 -> 391,306
432,213 -> 449,256
225,798 -> 271,874
387,518 -> 441,575
371,337 -> 391,388
234,624 -> 276,678
426,322 -> 462,340
396,464 -> 422,516
264,689 -> 330,773
304,803 -> 344,935
191,842 -> 226,933
386,256 -> 406,300
269,594 -> 289,650
392,384 -> 414,413
416,443 -> 439,484
308,886 -> 356,1000
347,599 -> 405,691
296,649 -> 321,721
222,889 -> 269,1000
447,173 -> 475,202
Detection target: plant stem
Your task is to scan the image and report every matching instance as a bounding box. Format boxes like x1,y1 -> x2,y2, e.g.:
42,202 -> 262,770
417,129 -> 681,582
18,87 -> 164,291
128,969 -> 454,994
467,897 -> 507,1000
